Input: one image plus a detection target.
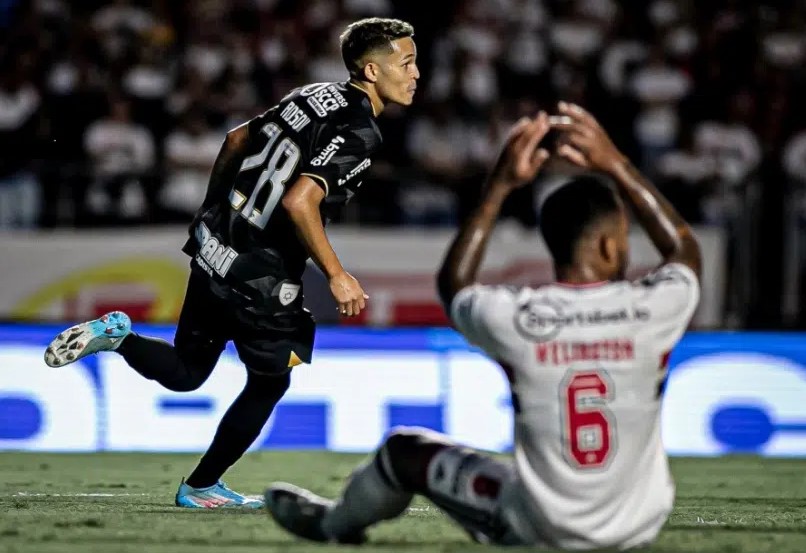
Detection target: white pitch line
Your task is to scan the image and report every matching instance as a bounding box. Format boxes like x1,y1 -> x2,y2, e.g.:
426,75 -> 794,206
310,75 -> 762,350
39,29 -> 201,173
10,492 -> 426,508
10,492 -> 152,497
695,516 -> 724,525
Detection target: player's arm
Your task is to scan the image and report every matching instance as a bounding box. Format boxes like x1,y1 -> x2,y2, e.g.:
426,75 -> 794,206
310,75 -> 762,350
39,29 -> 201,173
551,102 -> 702,280
291,117 -> 381,317
282,176 -> 367,317
189,123 -> 251,231
437,113 -> 551,307
281,176 -> 342,279
203,123 -> 250,207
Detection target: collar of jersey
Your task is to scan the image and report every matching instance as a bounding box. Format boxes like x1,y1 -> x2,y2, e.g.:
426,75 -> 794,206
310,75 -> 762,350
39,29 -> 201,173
347,81 -> 378,117
554,280 -> 610,289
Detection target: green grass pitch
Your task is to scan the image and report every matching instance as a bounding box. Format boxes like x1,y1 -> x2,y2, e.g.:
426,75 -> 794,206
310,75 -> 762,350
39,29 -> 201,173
1,452 -> 805,553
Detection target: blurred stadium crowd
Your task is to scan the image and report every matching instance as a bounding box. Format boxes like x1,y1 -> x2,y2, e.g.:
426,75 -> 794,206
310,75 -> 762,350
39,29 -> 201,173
2,0 -> 806,324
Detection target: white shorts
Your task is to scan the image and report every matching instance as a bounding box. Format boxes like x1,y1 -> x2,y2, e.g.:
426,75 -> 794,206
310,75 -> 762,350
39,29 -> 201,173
420,438 -> 669,550
423,441 -> 546,546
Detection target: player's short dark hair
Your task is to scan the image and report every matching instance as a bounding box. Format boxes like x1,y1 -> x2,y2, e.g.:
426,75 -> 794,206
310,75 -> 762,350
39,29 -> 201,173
539,175 -> 623,267
340,18 -> 414,79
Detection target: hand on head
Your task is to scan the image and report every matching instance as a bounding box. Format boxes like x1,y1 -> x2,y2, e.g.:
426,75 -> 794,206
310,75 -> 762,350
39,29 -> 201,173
549,102 -> 626,174
489,111 -> 551,191
489,102 -> 626,194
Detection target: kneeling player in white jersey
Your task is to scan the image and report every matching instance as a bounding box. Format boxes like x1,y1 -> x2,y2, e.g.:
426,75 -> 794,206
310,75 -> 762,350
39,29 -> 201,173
264,103 -> 701,550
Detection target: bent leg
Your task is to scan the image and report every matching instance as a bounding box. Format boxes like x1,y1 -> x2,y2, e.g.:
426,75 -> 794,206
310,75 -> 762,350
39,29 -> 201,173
323,427 -> 522,545
116,271 -> 227,392
319,438 -> 415,539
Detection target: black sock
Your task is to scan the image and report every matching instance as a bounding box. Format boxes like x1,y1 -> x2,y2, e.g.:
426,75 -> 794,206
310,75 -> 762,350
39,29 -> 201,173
116,333 -> 218,392
186,371 -> 291,488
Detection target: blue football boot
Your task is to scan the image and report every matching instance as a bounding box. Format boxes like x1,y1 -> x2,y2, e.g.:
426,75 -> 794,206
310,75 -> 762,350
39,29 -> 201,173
44,311 -> 131,367
176,478 -> 264,509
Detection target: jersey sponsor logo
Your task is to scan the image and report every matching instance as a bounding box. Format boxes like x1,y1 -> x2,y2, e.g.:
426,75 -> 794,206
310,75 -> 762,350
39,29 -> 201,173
338,158 -> 371,186
280,101 -> 311,131
515,298 -> 650,342
300,83 -> 331,96
278,282 -> 300,306
302,83 -> 349,117
515,298 -> 566,341
535,339 -> 635,365
193,222 -> 238,278
310,136 -> 345,166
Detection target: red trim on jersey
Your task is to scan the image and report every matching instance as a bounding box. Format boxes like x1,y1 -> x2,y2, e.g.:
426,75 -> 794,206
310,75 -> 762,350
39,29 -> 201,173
554,280 -> 609,288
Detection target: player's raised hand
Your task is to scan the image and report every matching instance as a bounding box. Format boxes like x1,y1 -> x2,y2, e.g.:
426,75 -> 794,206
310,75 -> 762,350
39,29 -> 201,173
551,102 -> 627,173
489,111 -> 551,191
329,270 -> 369,317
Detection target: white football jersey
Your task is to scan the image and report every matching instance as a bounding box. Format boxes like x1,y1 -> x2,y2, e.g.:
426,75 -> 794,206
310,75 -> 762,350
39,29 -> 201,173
450,263 -> 700,550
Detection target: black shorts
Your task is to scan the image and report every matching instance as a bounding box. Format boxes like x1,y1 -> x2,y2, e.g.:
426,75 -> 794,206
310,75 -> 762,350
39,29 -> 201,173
174,269 -> 315,376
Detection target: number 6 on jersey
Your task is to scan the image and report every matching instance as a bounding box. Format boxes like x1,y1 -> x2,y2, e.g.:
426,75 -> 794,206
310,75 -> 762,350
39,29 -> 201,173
229,122 -> 301,230
562,370 -> 616,469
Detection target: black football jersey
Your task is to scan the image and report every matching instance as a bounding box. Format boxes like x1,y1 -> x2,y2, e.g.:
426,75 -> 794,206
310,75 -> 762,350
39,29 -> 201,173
182,81 -> 382,312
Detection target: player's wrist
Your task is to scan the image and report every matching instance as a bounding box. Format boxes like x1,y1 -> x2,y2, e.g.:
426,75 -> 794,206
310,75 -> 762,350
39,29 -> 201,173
602,151 -> 630,177
485,179 -> 516,199
326,266 -> 348,282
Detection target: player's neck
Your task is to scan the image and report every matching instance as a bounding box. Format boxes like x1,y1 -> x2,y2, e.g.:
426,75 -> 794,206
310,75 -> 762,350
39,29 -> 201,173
554,265 -> 608,286
348,79 -> 385,117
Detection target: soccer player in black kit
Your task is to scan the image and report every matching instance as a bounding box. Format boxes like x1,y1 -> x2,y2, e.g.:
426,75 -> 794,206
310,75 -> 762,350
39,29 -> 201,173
44,18 -> 419,508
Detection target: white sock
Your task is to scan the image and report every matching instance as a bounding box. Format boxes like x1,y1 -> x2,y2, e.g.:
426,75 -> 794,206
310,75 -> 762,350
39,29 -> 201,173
321,449 -> 413,538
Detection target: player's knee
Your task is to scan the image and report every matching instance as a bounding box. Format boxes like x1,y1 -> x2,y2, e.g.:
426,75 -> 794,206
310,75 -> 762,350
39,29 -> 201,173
381,427 -> 452,492
383,426 -> 426,457
245,371 -> 291,399
170,362 -> 217,392
166,373 -> 207,392
171,347 -> 219,391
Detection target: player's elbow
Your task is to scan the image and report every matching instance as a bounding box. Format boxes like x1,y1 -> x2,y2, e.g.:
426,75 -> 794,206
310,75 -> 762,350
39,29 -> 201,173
668,233 -> 702,282
281,191 -> 319,224
688,239 -> 703,278
282,176 -> 326,218
281,192 -> 306,218
436,267 -> 459,310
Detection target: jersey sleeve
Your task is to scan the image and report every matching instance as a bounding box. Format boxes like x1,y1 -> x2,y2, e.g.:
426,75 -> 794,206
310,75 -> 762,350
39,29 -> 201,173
631,263 -> 700,352
449,284 -> 521,356
300,118 -> 380,197
246,108 -> 273,138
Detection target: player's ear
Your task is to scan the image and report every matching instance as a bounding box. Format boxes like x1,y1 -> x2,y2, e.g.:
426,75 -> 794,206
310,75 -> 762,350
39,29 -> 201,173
363,61 -> 380,83
601,234 -> 618,266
